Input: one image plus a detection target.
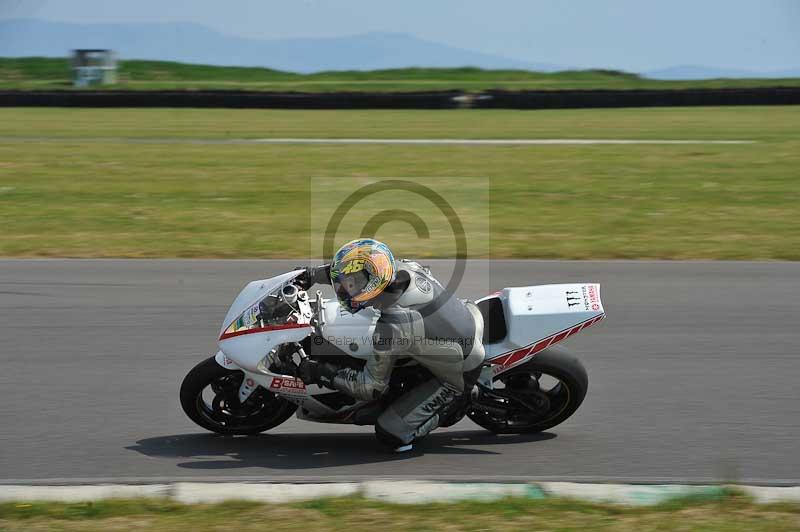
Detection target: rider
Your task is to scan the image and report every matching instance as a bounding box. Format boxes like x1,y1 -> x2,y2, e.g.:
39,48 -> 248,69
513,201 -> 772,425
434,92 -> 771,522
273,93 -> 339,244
297,238 -> 485,452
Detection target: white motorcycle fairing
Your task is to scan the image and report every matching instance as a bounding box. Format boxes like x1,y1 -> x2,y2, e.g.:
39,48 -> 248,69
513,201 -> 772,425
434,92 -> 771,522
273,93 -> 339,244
478,284 -> 605,374
216,270 -> 317,402
218,270 -> 304,339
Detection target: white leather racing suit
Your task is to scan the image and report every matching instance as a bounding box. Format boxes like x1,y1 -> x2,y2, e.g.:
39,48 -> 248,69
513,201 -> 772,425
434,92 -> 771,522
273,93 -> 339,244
309,259 -> 485,446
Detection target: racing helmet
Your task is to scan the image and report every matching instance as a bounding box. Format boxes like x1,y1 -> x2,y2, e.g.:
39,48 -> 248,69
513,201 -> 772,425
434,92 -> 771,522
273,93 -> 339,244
330,238 -> 396,313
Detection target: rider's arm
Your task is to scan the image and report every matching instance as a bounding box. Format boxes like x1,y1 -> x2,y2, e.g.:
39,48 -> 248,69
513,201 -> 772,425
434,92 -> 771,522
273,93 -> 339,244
297,264 -> 331,288
300,352 -> 395,401
328,352 -> 395,401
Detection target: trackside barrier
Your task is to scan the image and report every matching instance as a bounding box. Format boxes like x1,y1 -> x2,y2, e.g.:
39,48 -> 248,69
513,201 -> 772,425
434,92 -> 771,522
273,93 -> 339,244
0,90 -> 462,109
1,87 -> 800,109
475,87 -> 800,109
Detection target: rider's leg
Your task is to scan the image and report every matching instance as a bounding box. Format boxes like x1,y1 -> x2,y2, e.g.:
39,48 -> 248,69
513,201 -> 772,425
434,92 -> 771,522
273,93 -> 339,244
375,377 -> 461,449
438,301 -> 486,427
438,365 -> 483,428
373,300 -> 487,450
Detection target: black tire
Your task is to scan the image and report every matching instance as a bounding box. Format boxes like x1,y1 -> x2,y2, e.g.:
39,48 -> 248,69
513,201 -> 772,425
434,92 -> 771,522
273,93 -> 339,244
180,356 -> 297,435
468,346 -> 588,434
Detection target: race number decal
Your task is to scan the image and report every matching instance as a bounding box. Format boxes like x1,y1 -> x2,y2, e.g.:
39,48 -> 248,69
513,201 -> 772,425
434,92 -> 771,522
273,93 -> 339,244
341,259 -> 366,274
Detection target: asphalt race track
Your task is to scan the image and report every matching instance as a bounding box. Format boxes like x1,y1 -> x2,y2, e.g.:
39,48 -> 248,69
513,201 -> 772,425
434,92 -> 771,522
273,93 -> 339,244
1,259 -> 798,484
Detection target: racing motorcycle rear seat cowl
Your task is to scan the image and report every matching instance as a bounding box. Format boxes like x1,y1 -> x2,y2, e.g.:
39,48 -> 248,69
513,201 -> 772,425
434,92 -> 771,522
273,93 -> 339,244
479,284 -> 604,361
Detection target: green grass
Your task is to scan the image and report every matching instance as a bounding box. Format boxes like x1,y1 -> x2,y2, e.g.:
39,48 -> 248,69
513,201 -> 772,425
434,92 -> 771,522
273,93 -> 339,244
1,106 -> 796,141
1,493 -> 799,531
3,57 -> 800,91
0,106 -> 798,259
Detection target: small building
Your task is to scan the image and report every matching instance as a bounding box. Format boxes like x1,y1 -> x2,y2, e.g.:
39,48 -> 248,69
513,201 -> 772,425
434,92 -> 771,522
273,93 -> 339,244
71,49 -> 117,87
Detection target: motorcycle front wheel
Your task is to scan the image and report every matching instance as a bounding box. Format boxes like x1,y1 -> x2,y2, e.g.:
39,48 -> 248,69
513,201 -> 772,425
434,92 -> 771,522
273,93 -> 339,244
180,356 -> 297,435
467,346 -> 588,434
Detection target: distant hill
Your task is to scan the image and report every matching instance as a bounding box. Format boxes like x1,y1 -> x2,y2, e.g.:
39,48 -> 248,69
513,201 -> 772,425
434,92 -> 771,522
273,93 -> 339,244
2,19 -> 797,80
0,18 -> 561,73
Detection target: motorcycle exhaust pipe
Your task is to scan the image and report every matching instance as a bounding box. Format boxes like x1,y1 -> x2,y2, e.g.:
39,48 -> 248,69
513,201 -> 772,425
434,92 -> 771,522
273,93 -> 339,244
470,400 -> 509,417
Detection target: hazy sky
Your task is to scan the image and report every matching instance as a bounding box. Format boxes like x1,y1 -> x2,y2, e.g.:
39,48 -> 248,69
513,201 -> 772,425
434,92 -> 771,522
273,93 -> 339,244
2,0 -> 798,71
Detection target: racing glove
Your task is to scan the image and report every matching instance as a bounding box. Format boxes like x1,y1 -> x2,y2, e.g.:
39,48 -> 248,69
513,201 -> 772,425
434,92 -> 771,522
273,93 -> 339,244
294,264 -> 332,290
298,358 -> 337,389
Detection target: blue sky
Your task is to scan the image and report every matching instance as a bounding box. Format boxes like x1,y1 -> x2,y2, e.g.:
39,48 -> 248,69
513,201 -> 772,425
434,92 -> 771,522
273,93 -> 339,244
2,0 -> 798,71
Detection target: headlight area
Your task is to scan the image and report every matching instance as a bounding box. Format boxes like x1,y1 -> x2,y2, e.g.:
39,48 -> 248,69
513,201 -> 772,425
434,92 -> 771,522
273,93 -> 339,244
219,284 -> 313,340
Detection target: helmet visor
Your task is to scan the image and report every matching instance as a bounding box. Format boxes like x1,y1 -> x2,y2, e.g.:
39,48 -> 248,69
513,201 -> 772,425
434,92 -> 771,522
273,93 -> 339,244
333,271 -> 370,301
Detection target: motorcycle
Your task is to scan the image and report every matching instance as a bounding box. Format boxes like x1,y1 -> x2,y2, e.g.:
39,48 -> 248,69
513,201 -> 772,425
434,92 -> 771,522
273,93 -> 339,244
180,269 -> 605,438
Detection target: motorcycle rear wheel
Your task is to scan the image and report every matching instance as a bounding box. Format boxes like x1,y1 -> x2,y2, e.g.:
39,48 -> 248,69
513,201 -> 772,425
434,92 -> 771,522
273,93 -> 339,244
180,356 -> 297,435
468,346 -> 588,434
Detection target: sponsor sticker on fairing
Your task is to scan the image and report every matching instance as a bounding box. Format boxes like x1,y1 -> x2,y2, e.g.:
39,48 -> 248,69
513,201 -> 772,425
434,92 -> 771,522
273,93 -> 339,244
580,284 -> 601,311
415,275 -> 433,294
243,305 -> 260,326
587,284 -> 601,311
269,377 -> 307,394
565,290 -> 581,308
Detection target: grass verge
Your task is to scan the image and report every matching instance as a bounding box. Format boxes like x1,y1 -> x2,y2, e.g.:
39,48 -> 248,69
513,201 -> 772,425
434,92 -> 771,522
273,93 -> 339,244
1,493 -> 800,531
0,106 -> 798,259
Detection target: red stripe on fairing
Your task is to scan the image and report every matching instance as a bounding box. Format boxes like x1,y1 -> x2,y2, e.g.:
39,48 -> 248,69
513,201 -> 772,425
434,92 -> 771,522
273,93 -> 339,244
219,323 -> 311,341
580,314 -> 603,330
493,312 -> 605,370
493,355 -> 510,366
551,330 -> 570,344
504,348 -> 531,367
532,339 -> 551,352
493,344 -> 529,367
